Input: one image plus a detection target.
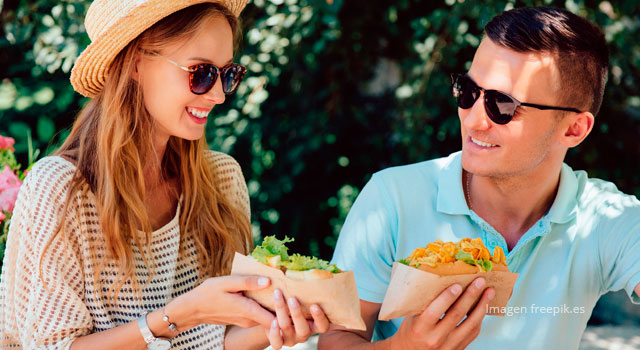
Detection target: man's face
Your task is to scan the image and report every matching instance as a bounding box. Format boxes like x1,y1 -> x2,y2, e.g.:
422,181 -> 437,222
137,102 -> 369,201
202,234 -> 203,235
460,38 -> 568,179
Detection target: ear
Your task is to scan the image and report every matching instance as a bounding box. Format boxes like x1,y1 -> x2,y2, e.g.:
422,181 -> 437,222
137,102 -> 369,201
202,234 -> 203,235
130,53 -> 142,82
560,111 -> 594,148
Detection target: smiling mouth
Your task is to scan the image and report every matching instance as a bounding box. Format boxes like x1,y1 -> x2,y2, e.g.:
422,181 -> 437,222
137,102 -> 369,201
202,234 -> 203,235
470,137 -> 498,148
186,107 -> 209,118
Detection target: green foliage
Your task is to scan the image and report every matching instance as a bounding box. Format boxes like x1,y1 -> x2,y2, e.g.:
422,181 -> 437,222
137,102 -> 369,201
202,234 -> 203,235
1,0 -> 639,265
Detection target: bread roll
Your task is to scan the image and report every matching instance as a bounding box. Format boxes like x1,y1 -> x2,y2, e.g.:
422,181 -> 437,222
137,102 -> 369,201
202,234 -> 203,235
285,269 -> 334,280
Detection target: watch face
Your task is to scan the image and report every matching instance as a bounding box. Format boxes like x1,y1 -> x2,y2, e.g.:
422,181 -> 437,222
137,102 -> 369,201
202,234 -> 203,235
148,340 -> 171,350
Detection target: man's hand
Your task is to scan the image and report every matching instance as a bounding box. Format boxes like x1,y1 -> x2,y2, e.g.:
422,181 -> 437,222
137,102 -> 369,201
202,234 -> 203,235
634,282 -> 640,298
390,277 -> 494,350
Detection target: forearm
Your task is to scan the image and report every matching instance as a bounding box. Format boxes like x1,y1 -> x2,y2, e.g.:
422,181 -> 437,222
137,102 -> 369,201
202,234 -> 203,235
318,329 -> 395,350
69,309 -> 173,350
224,325 -> 269,350
70,294 -> 197,350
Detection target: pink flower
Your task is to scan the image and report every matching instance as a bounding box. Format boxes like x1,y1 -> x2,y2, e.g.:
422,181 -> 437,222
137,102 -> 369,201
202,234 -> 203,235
0,135 -> 15,151
0,166 -> 22,214
0,211 -> 5,221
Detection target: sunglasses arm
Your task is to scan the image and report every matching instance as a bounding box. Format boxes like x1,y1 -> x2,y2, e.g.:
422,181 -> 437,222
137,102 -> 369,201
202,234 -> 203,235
163,57 -> 196,73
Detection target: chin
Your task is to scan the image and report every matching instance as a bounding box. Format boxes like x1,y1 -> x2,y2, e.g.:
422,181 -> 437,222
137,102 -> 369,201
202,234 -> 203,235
176,130 -> 205,142
461,151 -> 500,177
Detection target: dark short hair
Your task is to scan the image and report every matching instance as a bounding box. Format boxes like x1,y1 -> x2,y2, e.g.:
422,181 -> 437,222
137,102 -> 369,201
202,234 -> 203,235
484,7 -> 609,116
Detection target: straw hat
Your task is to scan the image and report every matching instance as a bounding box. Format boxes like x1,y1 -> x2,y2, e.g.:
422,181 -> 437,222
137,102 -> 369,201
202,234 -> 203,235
70,0 -> 247,98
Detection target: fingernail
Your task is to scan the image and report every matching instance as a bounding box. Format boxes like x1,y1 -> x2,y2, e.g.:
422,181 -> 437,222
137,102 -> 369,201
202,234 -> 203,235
273,289 -> 282,299
311,305 -> 320,314
258,277 -> 269,286
450,284 -> 462,295
271,319 -> 278,329
287,297 -> 298,308
475,278 -> 485,289
488,289 -> 496,301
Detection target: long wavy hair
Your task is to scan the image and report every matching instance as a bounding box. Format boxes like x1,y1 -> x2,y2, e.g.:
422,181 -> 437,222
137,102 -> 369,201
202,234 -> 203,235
42,3 -> 252,302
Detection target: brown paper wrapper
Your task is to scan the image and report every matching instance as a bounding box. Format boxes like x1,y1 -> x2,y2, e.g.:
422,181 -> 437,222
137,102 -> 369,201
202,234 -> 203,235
379,262 -> 519,321
230,253 -> 366,330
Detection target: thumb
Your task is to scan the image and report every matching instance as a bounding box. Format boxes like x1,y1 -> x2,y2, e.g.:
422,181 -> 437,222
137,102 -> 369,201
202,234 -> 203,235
220,275 -> 271,292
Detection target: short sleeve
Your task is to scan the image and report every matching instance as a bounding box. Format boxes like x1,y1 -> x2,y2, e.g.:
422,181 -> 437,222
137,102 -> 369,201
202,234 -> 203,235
205,151 -> 251,221
331,173 -> 397,303
597,196 -> 640,304
0,157 -> 93,349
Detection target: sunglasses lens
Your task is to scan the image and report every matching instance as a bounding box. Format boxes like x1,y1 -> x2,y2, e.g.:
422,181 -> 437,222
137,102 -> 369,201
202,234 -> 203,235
221,64 -> 246,94
190,65 -> 217,95
484,90 -> 517,125
453,75 -> 480,109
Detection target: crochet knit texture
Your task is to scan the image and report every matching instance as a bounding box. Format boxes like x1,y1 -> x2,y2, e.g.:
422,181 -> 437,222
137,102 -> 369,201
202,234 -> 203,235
0,150 -> 250,349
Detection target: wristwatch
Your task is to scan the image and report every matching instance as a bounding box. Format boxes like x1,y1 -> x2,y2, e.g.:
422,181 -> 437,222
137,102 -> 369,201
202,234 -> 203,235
137,312 -> 171,350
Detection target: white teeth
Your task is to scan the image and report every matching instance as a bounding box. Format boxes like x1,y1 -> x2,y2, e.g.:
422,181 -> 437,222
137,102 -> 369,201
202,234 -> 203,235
187,108 -> 209,118
471,137 -> 497,147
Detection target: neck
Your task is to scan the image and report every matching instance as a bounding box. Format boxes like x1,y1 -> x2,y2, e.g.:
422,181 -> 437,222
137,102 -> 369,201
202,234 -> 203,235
465,162 -> 562,250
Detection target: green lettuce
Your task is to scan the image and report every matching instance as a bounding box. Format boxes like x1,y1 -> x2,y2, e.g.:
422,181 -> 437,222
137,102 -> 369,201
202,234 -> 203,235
455,251 -> 476,266
478,258 -> 493,272
250,235 -> 340,273
282,254 -> 340,273
454,250 -> 493,272
251,235 -> 294,264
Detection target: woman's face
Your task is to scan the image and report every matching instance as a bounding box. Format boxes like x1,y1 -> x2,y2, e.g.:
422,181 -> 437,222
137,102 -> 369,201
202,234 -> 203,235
136,15 -> 234,145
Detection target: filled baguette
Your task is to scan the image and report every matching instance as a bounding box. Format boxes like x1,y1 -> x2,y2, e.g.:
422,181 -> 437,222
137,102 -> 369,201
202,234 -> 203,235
399,238 -> 509,275
251,235 -> 341,280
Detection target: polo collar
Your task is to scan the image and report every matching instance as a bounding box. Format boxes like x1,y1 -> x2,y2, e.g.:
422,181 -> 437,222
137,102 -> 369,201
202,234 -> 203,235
436,152 -> 469,215
435,151 -> 579,223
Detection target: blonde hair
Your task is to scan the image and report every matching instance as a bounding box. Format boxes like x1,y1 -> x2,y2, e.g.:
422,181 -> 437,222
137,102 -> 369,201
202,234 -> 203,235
44,3 -> 251,302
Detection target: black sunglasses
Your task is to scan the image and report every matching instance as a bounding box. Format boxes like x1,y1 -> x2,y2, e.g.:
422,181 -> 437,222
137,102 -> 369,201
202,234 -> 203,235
451,73 -> 581,125
164,56 -> 247,95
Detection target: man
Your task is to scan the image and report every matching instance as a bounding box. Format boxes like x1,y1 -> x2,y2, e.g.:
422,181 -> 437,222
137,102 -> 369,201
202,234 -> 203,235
318,6 -> 640,350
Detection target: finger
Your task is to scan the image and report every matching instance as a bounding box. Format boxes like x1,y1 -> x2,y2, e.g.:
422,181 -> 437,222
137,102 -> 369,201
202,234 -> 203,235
218,275 -> 271,292
309,304 -> 330,334
287,297 -> 312,340
273,289 -> 295,339
448,287 -> 494,350
231,293 -> 275,328
456,287 -> 494,332
415,283 -> 463,329
266,319 -> 284,350
435,278 -> 488,332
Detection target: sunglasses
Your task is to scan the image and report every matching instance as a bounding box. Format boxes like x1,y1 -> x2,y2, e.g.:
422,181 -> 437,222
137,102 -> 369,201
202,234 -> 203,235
451,73 -> 581,125
163,56 -> 247,95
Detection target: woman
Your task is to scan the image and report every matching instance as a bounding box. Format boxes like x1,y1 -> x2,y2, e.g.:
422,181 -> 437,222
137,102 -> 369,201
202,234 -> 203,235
0,0 -> 329,349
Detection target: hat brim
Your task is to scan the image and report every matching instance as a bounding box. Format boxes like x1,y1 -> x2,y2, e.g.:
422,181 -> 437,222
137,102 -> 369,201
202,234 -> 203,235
70,0 -> 246,98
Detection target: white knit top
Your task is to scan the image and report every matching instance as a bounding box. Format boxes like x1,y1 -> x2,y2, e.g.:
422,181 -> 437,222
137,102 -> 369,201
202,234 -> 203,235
0,150 -> 251,350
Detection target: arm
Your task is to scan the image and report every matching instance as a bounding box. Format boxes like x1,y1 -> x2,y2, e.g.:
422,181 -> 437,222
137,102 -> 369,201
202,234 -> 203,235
70,307 -> 180,350
319,282 -> 494,350
224,326 -> 269,350
318,299 -> 392,350
635,283 -> 640,299
70,276 -> 276,349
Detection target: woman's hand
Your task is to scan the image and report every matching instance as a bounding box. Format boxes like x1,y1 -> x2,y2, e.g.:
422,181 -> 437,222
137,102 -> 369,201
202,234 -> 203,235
166,275 -> 276,331
265,288 -> 330,350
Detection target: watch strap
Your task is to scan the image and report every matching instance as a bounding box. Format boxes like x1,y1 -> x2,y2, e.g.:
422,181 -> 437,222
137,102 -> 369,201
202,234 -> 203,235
137,312 -> 158,344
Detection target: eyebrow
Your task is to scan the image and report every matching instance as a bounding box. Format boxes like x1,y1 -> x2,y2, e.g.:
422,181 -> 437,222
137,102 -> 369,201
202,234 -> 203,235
187,56 -> 234,65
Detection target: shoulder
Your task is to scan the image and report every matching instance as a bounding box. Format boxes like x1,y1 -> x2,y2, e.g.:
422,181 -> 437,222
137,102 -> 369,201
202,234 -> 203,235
576,170 -> 640,226
202,150 -> 250,216
22,156 -> 77,198
203,150 -> 243,179
371,153 -> 454,197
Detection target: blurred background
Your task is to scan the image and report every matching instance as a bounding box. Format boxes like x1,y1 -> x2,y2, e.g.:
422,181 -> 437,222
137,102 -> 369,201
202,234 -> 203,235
1,0 -> 639,344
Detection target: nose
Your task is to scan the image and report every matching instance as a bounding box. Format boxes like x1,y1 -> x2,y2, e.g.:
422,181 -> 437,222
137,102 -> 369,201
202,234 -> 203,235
203,76 -> 226,104
461,92 -> 492,131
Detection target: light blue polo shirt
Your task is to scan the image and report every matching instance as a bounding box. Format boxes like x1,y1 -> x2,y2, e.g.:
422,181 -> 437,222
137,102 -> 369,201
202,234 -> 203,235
331,151 -> 640,349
